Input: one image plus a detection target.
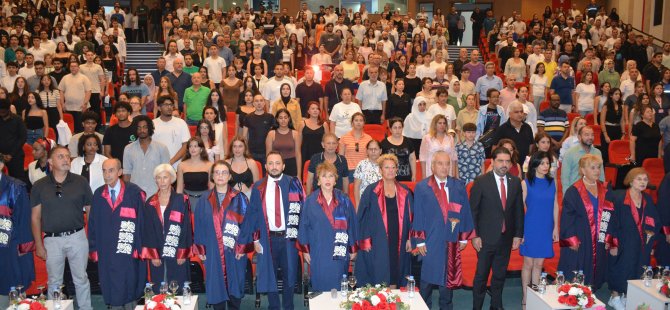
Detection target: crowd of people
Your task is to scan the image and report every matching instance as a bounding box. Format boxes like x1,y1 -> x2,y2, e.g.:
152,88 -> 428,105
1,0 -> 670,309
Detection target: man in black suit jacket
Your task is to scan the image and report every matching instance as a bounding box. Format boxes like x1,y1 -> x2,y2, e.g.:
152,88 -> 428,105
470,147 -> 524,310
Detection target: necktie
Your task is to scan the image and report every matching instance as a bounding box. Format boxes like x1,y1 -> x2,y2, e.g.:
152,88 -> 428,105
440,182 -> 449,223
111,189 -> 117,205
500,177 -> 506,233
274,180 -> 281,228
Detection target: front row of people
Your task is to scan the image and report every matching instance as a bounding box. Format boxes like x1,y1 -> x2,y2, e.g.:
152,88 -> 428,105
4,143 -> 666,310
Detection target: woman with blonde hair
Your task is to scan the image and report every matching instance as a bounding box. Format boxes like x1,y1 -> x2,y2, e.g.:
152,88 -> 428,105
225,136 -> 260,198
419,114 -> 458,178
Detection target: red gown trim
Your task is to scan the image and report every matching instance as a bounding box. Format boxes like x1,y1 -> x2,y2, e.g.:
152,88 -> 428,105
89,251 -> 99,262
0,205 -> 10,216
624,190 -> 647,247
559,236 -> 581,247
574,179 -> 610,279
18,241 -> 35,254
357,238 -> 372,251
101,181 -> 126,212
141,247 -> 160,260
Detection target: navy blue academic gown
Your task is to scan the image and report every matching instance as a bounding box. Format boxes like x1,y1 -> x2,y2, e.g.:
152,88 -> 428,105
655,173 -> 670,266
238,175 -> 305,293
88,181 -> 147,306
356,180 -> 413,287
607,190 -> 660,293
297,189 -> 357,292
411,176 -> 475,288
193,189 -> 249,304
141,190 -> 192,293
558,180 -> 617,289
0,175 -> 34,294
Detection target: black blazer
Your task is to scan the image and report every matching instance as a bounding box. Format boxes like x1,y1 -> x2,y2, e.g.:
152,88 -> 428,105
469,171 -> 524,245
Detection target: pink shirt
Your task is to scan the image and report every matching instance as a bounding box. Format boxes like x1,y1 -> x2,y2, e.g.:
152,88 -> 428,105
499,88 -> 518,113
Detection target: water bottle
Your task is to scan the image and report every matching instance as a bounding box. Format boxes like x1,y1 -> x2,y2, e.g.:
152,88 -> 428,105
144,283 -> 154,301
538,272 -> 548,294
160,281 -> 168,295
407,276 -> 416,298
340,274 -> 348,297
576,270 -> 585,285
663,266 -> 670,278
182,282 -> 192,305
644,266 -> 654,287
8,286 -> 18,308
555,271 -> 566,290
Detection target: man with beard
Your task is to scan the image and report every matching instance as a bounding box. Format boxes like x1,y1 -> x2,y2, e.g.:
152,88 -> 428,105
560,126 -> 605,192
238,151 -> 305,310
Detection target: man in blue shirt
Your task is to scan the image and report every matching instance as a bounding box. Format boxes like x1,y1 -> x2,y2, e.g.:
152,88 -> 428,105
474,62 -> 503,106
550,62 -> 575,113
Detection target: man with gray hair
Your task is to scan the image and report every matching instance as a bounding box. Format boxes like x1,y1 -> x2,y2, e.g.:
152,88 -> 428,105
493,101 -> 534,161
474,62 -> 503,106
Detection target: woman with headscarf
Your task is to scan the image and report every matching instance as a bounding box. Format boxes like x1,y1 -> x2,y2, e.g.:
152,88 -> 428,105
143,74 -> 157,116
403,96 -> 430,158
270,83 -> 303,131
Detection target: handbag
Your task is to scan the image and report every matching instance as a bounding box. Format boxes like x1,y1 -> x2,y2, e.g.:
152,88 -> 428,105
56,120 -> 72,146
478,129 -> 496,148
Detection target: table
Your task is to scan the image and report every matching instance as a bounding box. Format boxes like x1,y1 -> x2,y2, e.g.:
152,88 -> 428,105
309,289 -> 428,310
44,299 -> 74,310
626,279 -> 670,310
134,295 -> 198,310
526,285 -> 606,310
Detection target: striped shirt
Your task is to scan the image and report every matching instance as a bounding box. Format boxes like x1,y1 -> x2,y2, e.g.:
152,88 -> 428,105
339,131 -> 373,170
537,108 -> 569,141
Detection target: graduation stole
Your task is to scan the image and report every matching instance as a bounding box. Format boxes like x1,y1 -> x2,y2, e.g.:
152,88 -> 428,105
0,181 -> 13,248
103,182 -> 138,256
209,189 -> 248,250
317,190 -> 349,260
575,180 -> 615,276
149,192 -> 188,259
624,190 -> 654,246
285,177 -> 304,240
372,180 -> 408,255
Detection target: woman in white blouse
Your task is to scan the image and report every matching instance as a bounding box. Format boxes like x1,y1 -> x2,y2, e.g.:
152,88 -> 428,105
328,88 -> 362,138
529,62 -> 548,111
70,133 -> 108,193
504,47 -> 527,82
311,44 -> 333,66
574,71 -> 596,116
27,138 -> 53,185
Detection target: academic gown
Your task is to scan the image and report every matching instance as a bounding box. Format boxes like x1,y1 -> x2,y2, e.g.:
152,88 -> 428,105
193,189 -> 249,304
411,176 -> 475,288
88,181 -> 147,306
356,180 -> 413,287
558,180 -> 617,289
608,190 -> 660,293
655,174 -> 670,266
297,189 -> 358,292
141,190 -> 192,293
0,175 -> 34,294
238,175 -> 305,293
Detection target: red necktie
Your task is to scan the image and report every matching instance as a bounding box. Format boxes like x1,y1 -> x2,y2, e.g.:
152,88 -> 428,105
440,182 -> 449,223
274,180 -> 282,228
500,177 -> 506,233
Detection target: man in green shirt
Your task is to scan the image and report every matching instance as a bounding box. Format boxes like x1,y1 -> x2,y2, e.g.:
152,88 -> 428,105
183,72 -> 210,125
183,54 -> 199,75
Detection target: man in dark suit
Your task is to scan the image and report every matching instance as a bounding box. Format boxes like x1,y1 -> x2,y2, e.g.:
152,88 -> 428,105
239,151 -> 305,310
470,147 -> 524,310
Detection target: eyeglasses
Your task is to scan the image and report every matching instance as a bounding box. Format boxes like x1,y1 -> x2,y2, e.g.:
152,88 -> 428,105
55,183 -> 62,198
355,143 -> 359,152
214,171 -> 230,176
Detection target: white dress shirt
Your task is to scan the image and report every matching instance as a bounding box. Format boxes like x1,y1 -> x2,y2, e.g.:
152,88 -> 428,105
265,175 -> 286,231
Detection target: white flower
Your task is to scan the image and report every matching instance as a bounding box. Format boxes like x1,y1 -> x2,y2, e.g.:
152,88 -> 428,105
170,305 -> 181,310
164,299 -> 174,307
568,287 -> 583,296
577,296 -> 588,306
17,304 -> 30,310
146,301 -> 157,309
358,291 -> 366,298
375,284 -> 381,288
370,295 -> 381,306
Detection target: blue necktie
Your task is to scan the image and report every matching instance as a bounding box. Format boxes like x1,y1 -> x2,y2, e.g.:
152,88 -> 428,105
111,189 -> 117,205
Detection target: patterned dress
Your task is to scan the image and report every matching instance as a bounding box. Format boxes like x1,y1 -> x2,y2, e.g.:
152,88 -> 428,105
456,141 -> 485,184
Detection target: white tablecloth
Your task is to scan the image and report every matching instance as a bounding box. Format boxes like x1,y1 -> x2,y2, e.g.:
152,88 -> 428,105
309,289 -> 428,310
134,295 -> 198,310
626,279 -> 670,310
44,299 -> 74,310
526,285 -> 606,310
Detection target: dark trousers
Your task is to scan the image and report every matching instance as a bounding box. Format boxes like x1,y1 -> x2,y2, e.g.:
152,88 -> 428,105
448,26 -> 459,45
211,297 -> 241,310
665,144 -> 670,173
268,235 -> 294,310
457,30 -> 464,45
472,236 -> 513,310
66,110 -> 83,133
362,110 -> 382,125
473,26 -> 482,46
420,281 -> 453,310
124,28 -> 133,43
89,93 -> 102,126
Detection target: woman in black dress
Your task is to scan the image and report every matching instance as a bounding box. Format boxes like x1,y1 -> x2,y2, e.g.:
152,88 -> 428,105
381,118 -> 416,182
225,136 -> 260,198
302,101 -> 328,166
630,105 -> 662,166
599,87 -> 625,162
385,79 -> 412,122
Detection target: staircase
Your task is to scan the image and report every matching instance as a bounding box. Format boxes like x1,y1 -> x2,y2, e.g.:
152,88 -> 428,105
447,45 -> 478,62
125,42 -> 164,77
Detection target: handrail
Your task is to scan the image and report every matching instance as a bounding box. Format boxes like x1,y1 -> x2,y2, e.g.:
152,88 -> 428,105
624,23 -> 668,48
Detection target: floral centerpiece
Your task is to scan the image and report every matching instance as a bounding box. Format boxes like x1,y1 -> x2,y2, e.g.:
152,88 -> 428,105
340,284 -> 409,310
6,298 -> 47,310
144,294 -> 181,310
557,283 -> 596,309
657,277 -> 670,298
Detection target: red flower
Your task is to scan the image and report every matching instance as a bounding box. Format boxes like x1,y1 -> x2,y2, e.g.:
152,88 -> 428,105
153,304 -> 168,310
566,295 -> 578,305
389,303 -> 397,310
376,301 -> 388,310
152,294 -> 166,303
29,303 -> 47,310
559,284 -> 571,293
558,295 -> 566,303
582,286 -> 592,295
395,296 -> 401,303
352,303 -> 363,310
377,294 -> 387,303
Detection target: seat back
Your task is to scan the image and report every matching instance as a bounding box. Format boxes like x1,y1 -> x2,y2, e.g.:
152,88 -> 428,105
608,140 -> 631,165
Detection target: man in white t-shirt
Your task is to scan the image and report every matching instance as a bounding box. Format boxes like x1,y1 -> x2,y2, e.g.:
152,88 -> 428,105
251,29 -> 267,49
351,17 -> 366,43
333,16 -> 349,40
163,40 -> 184,73
27,36 -> 49,62
202,45 -> 226,87
526,44 -> 545,75
426,87 -> 457,131
152,96 -> 190,169
261,63 -> 295,105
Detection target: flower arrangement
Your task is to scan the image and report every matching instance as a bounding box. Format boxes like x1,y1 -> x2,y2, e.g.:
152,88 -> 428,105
557,283 -> 595,309
6,299 -> 47,310
636,303 -> 651,310
340,284 -> 409,310
144,294 -> 181,310
658,277 -> 670,298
